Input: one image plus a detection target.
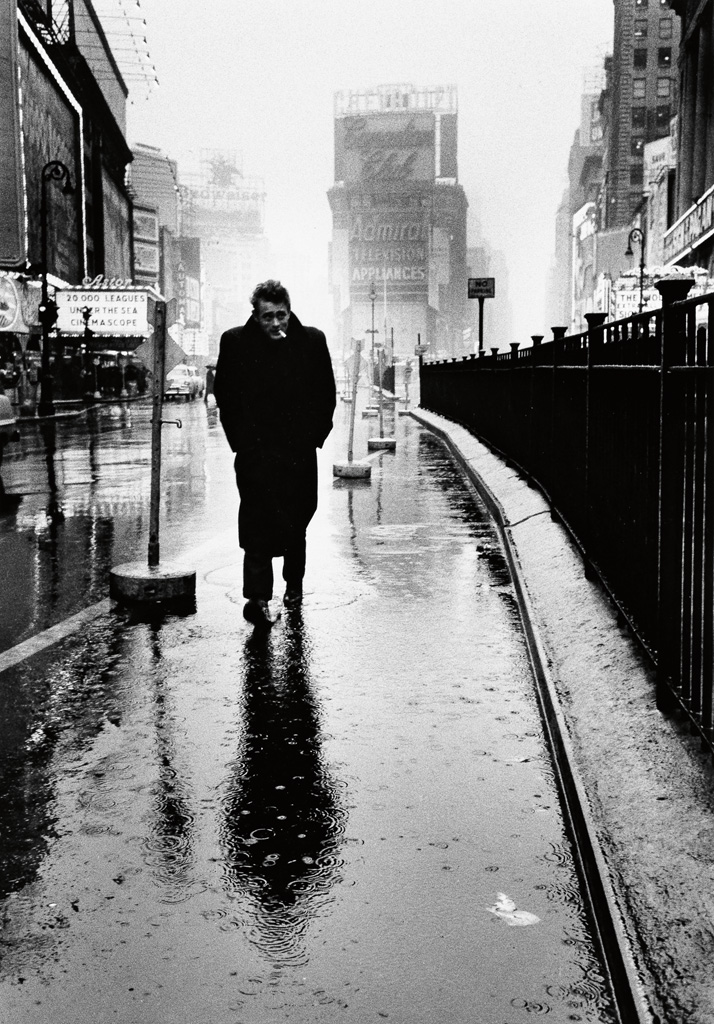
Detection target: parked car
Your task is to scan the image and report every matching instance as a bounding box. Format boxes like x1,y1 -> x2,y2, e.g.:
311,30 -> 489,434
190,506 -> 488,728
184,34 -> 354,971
164,363 -> 204,401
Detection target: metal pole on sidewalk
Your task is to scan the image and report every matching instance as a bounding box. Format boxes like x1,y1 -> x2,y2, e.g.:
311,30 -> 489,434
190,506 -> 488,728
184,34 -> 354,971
377,345 -> 384,438
110,295 -> 197,607
346,340 -> 361,463
148,300 -> 167,567
334,339 -> 371,479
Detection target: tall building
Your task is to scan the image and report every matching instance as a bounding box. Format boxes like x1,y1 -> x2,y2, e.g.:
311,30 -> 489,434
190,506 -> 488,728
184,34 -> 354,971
127,144 -> 206,358
665,1 -> 714,273
0,0 -> 137,401
327,84 -> 468,362
1,0 -> 134,286
179,150 -> 270,359
128,144 -> 178,292
601,0 -> 680,229
546,68 -> 606,330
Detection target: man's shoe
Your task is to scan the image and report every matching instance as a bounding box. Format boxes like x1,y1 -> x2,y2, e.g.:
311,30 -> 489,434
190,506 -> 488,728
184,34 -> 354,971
283,585 -> 303,607
243,599 -> 277,628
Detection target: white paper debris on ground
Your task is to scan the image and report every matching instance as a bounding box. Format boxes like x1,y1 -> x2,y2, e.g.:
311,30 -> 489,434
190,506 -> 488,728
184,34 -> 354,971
487,892 -> 541,927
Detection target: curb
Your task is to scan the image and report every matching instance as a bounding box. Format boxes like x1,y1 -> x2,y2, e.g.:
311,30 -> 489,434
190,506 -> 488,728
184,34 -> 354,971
412,408 -> 714,1024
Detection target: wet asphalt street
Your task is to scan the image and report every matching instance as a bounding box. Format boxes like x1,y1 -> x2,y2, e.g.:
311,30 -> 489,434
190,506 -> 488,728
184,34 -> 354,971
0,394 -> 616,1023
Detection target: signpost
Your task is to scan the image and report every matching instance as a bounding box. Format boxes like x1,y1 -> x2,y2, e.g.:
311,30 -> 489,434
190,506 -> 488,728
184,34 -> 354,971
468,277 -> 495,355
109,297 -> 196,607
334,339 -> 371,479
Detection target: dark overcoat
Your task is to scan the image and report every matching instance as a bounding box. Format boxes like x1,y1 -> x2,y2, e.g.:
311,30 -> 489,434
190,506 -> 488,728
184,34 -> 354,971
213,312 -> 336,554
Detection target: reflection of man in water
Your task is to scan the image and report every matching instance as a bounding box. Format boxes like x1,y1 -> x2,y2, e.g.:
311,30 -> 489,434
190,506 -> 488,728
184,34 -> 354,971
219,617 -> 345,960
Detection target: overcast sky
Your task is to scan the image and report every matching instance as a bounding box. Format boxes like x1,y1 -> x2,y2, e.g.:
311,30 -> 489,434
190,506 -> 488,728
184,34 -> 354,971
125,0 -> 614,342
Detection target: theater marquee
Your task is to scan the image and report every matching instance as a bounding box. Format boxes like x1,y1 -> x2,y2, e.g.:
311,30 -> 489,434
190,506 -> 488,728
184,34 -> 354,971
55,288 -> 150,336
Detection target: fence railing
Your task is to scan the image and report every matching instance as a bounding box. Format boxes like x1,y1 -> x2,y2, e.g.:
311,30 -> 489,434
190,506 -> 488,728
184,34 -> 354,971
420,279 -> 714,750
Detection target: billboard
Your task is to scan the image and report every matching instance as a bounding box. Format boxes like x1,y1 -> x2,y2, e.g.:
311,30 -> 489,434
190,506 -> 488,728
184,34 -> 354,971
180,184 -> 264,235
335,112 -> 435,183
132,205 -> 159,281
0,0 -> 24,266
55,287 -> 150,336
0,274 -> 41,333
349,211 -> 429,302
102,169 -> 132,279
664,181 -> 714,266
174,236 -> 201,328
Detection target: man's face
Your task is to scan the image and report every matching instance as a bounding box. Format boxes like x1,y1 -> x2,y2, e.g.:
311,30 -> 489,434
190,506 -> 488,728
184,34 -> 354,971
255,301 -> 290,340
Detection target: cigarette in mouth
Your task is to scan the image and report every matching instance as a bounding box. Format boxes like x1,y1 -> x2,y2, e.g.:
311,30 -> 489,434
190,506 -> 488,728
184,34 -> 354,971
278,330 -> 286,338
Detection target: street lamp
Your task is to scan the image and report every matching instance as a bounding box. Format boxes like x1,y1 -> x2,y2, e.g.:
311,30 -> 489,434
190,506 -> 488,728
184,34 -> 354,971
367,282 -> 379,389
38,160 -> 75,418
625,226 -> 646,314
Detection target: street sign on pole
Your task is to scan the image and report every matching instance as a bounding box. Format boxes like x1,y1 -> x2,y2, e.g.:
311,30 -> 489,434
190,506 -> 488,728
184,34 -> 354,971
468,278 -> 496,353
468,277 -> 495,299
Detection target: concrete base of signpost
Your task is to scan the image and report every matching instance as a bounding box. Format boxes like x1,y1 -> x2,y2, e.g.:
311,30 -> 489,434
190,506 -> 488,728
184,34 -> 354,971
367,436 -> 396,451
333,460 -> 372,479
110,561 -> 196,606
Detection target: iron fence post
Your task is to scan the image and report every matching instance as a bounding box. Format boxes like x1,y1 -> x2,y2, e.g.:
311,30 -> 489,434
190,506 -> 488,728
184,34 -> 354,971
529,336 -> 544,470
549,328 -> 567,502
655,278 -> 694,712
703,303 -> 714,741
584,313 -> 608,568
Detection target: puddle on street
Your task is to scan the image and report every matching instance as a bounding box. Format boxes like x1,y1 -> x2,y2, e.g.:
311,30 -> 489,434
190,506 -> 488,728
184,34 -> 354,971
0,414 -> 616,1022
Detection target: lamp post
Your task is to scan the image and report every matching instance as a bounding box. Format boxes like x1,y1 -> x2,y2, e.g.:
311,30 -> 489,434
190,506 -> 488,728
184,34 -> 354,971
38,160 -> 75,418
367,282 -> 379,390
625,226 -> 646,314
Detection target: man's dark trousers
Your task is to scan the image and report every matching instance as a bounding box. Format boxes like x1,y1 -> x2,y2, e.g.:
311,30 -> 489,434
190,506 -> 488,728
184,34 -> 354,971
243,536 -> 306,601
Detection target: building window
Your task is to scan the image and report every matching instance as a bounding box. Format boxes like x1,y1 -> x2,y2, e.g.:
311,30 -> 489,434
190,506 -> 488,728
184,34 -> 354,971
633,78 -> 647,99
656,77 -> 671,98
630,165 -> 644,186
659,17 -> 673,38
632,106 -> 647,129
658,47 -> 672,67
656,104 -> 671,128
634,19 -> 648,38
633,48 -> 648,69
631,138 -> 645,158
635,0 -> 648,6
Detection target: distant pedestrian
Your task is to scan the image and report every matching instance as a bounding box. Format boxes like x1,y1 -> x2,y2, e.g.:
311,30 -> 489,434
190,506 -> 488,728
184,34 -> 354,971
213,280 -> 336,628
204,365 -> 215,404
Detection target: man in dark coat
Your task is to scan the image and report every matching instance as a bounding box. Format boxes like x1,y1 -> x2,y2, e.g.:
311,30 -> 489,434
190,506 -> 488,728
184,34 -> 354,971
213,280 -> 336,627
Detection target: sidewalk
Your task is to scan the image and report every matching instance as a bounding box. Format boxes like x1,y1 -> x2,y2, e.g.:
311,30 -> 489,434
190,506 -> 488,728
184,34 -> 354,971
414,408 -> 714,1024
1,408 -> 633,1024
10,394 -> 151,424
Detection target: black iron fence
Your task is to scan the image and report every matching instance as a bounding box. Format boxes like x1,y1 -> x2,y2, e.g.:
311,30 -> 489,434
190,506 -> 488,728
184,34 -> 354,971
420,279 -> 714,749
